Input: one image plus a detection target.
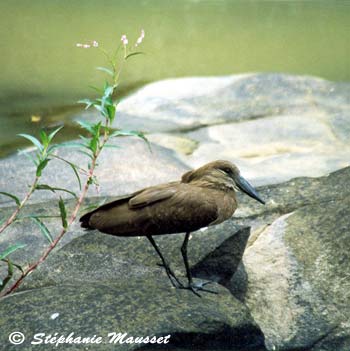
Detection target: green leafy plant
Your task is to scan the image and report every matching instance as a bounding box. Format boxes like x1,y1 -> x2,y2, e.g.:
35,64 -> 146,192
0,29 -> 148,296
0,126 -> 63,235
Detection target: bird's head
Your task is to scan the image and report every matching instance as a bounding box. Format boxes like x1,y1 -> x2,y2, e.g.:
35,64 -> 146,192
182,160 -> 265,205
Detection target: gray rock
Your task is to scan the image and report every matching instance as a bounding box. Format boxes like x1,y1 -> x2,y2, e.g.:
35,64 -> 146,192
231,166 -> 350,240
1,73 -> 350,351
0,137 -> 189,208
184,113 -> 350,186
233,168 -> 350,350
68,73 -> 350,186
2,73 -> 349,206
0,281 -> 265,351
17,223 -> 248,291
110,74 -> 350,132
0,222 -> 264,351
0,203 -> 263,351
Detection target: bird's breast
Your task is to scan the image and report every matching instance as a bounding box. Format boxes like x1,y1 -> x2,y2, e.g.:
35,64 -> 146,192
209,189 -> 237,225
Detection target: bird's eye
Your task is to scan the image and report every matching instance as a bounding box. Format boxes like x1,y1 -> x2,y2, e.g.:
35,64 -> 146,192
221,168 -> 231,175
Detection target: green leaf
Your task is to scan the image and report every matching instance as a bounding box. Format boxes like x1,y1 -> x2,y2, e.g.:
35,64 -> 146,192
110,130 -> 148,142
19,150 -> 38,166
40,130 -> 49,148
48,125 -> 64,143
89,137 -> 98,153
103,144 -> 121,149
0,258 -> 25,291
35,184 -> 77,198
125,51 -> 145,60
0,259 -> 13,291
110,130 -> 151,152
56,141 -> 85,149
106,104 -> 116,122
77,150 -> 93,159
77,120 -> 96,134
58,197 -> 68,229
92,121 -> 102,134
103,85 -> 114,98
78,99 -> 97,110
79,135 -> 90,143
135,132 -> 150,148
30,217 -> 53,244
0,192 -> 21,206
93,104 -> 108,118
18,134 -> 43,151
0,243 -> 27,260
68,163 -> 82,190
96,66 -> 114,77
17,215 -> 61,220
36,158 -> 50,177
6,260 -> 24,274
52,157 -> 82,190
101,97 -> 113,111
78,98 -> 93,105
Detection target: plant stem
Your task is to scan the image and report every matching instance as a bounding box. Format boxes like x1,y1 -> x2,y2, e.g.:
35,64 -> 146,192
0,176 -> 40,235
1,132 -> 110,297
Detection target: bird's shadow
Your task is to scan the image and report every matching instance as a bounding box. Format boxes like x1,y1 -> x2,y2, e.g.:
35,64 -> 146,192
190,226 -> 250,301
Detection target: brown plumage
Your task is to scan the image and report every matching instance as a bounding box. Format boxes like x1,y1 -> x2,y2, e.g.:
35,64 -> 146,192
80,160 -> 265,295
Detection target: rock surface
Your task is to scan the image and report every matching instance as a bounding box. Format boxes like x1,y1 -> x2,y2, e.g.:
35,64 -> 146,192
228,166 -> 350,351
17,224 -> 248,291
0,138 -> 189,208
1,219 -> 265,351
0,73 -> 350,351
0,281 -> 264,351
73,73 -> 350,185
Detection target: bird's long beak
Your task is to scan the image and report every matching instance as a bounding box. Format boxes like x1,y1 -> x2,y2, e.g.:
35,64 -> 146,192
235,175 -> 265,205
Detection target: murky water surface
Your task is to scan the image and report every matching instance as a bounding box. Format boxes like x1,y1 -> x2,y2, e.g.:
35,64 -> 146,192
0,1 -> 349,156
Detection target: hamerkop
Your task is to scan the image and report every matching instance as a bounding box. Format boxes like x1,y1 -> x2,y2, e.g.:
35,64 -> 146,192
80,160 -> 265,295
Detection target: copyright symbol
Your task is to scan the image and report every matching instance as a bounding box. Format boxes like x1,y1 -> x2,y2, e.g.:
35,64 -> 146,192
9,331 -> 25,345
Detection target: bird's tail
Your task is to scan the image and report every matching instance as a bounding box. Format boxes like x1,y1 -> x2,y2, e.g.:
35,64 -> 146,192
79,211 -> 93,229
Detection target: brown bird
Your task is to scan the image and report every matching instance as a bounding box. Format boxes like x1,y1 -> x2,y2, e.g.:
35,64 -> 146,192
80,160 -> 265,295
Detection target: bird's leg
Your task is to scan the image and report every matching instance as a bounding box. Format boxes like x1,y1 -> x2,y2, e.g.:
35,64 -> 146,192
181,232 -> 194,285
147,235 -> 184,288
180,232 -> 218,296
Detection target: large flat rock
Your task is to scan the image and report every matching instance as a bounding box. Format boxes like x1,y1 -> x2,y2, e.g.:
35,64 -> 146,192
0,138 -> 189,208
1,73 -> 350,351
184,113 -> 349,185
1,73 -> 349,206
229,166 -> 350,351
89,73 -> 349,185
0,281 -> 265,351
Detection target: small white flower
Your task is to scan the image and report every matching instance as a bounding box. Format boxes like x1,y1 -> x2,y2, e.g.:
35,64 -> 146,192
121,34 -> 128,45
135,29 -> 145,47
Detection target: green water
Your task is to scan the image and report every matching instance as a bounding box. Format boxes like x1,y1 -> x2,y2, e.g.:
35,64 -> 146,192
0,0 -> 349,157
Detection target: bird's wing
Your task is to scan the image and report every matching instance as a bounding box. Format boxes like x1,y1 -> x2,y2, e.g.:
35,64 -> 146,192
80,191 -> 142,228
128,184 -> 178,209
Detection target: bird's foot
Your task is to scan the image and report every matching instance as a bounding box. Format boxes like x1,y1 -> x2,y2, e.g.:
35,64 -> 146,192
179,281 -> 218,297
157,263 -> 184,289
